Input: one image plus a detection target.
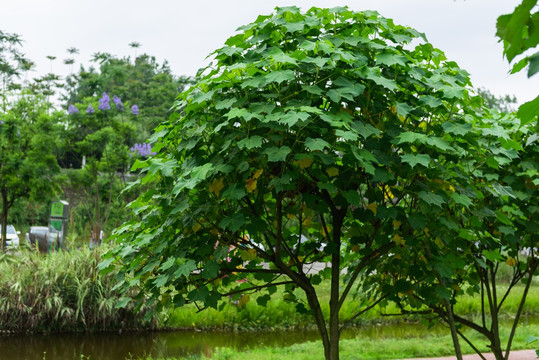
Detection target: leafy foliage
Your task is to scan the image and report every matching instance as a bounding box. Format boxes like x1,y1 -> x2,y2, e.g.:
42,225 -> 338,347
496,0 -> 539,125
103,7 -> 488,360
0,92 -> 61,248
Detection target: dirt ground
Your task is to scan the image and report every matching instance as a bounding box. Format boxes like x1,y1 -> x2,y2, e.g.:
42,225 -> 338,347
401,349 -> 537,360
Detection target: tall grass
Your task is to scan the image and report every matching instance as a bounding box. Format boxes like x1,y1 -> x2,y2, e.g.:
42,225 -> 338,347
0,246 -> 158,333
166,277 -> 539,330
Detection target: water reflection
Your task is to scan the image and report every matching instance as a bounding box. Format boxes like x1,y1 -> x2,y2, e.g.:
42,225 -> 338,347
0,316 -> 536,360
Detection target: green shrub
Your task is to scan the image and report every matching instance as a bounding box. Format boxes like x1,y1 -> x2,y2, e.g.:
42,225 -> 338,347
0,247 -> 159,333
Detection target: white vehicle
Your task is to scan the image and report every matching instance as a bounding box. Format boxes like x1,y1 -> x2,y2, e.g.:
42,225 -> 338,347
1,225 -> 20,247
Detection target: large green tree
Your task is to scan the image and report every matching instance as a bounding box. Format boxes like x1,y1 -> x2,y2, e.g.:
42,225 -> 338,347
0,92 -> 61,249
103,7 -> 487,360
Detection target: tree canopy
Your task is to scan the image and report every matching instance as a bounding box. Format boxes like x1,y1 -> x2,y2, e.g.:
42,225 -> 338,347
101,6 -> 508,360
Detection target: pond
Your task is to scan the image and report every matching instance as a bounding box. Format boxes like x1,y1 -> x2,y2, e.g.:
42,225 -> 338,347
1,316 -> 536,360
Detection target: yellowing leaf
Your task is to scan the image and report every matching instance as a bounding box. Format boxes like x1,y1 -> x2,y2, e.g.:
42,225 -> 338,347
193,222 -> 202,233
238,294 -> 250,308
392,220 -> 401,229
286,213 -> 295,219
392,234 -> 405,245
380,185 -> 394,200
351,245 -> 361,252
297,157 -> 313,169
240,248 -> 257,261
366,202 -> 377,215
246,178 -> 257,193
506,257 -> 517,266
210,177 -> 225,197
303,216 -> 312,227
434,236 -> 444,249
253,169 -> 263,179
326,167 -> 339,177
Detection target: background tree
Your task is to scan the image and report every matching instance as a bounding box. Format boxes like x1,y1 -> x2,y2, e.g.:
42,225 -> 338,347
63,51 -> 194,138
0,30 -> 32,109
59,92 -> 139,242
374,109 -> 537,360
103,7 -> 485,360
0,92 -> 61,249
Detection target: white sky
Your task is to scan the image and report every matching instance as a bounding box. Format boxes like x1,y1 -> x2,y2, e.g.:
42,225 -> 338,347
1,0 -> 537,105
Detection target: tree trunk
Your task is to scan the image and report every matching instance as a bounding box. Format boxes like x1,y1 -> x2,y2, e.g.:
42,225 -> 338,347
444,298 -> 464,360
0,189 -> 8,251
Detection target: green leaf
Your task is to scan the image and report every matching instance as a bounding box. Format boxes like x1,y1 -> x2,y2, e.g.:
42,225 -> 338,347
238,136 -> 263,149
442,121 -> 473,136
264,146 -> 292,161
408,214 -> 427,229
451,193 -> 473,209
201,261 -> 220,279
376,52 -> 408,67
482,249 -> 504,262
131,159 -> 148,171
153,274 -> 169,288
115,297 -> 131,309
418,191 -> 445,208
396,102 -> 413,117
517,95 -> 539,126
396,132 -> 428,145
265,70 -> 295,84
351,121 -> 381,139
222,183 -> 247,200
305,137 -> 331,151
426,137 -> 454,151
419,95 -> 443,108
191,163 -> 214,180
174,259 -> 197,278
159,257 -> 176,271
401,154 -> 431,168
365,68 -> 398,90
219,212 -> 246,232
279,111 -> 310,126
527,51 -> 539,77
189,286 -> 210,302
256,294 -> 271,307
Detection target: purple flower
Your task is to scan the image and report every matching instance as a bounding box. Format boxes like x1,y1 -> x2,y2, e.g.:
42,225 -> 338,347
0,121 -> 3,125
98,92 -> 110,110
131,104 -> 139,115
86,105 -> 95,114
68,104 -> 79,114
17,130 -> 20,137
113,95 -> 124,110
130,143 -> 156,157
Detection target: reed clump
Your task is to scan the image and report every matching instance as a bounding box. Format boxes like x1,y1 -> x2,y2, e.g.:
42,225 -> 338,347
0,246 -> 158,333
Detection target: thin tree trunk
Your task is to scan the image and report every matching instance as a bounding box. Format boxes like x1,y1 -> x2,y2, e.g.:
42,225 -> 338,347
444,298 -> 464,360
1,189 -> 8,251
504,258 -> 537,360
489,266 -> 505,360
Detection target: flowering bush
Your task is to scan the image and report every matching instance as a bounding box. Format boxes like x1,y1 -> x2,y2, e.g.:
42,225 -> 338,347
130,142 -> 156,157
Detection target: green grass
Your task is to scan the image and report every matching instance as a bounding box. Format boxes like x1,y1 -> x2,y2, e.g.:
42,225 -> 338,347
0,246 -> 159,333
135,322 -> 539,360
165,276 -> 539,330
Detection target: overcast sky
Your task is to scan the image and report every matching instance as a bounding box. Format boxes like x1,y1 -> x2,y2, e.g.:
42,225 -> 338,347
1,0 -> 537,105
